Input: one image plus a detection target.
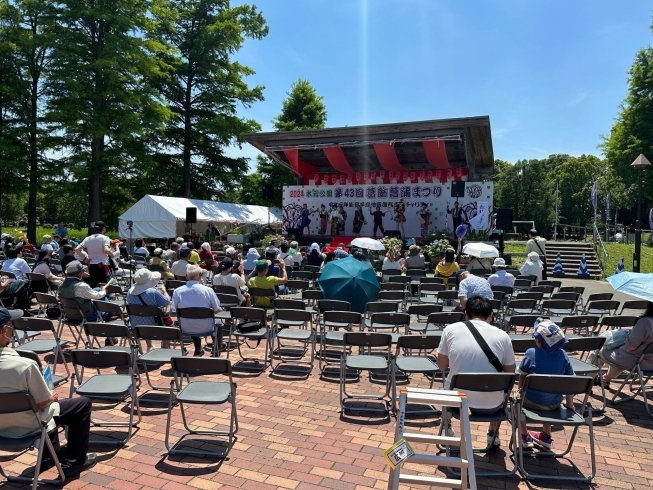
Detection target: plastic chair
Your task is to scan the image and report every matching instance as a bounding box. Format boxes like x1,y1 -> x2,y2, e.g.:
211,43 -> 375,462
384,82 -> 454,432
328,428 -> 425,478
177,307 -> 221,357
618,300 -> 650,315
164,357 -> 238,457
563,336 -> 607,412
417,282 -> 446,304
368,312 -> 410,335
423,312 -> 464,332
598,315 -> 638,333
560,315 -> 599,336
362,301 -> 397,329
134,325 -> 186,393
582,300 -> 620,317
392,334 -> 441,398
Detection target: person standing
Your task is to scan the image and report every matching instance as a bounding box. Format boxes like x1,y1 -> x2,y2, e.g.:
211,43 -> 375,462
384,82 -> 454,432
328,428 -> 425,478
417,203 -> 432,237
352,205 -> 365,235
446,201 -> 467,234
525,229 -> 547,280
55,222 -> 68,239
318,205 -> 329,235
369,206 -> 386,238
75,221 -> 112,288
393,199 -> 406,238
329,205 -> 340,237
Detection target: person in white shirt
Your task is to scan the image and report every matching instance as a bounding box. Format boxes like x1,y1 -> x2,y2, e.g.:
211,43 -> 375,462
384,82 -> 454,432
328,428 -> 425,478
488,257 -> 515,288
75,221 -> 111,288
171,265 -> 221,356
170,248 -> 192,277
520,251 -> 544,285
438,295 -> 516,445
382,247 -> 404,282
1,247 -> 31,279
40,234 -> 55,253
290,241 -> 302,268
278,242 -> 294,267
133,239 -> 149,258
212,257 -> 250,306
32,250 -> 64,289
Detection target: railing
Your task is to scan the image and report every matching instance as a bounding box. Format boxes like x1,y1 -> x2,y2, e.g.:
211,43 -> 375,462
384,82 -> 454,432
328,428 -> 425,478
593,223 -> 608,278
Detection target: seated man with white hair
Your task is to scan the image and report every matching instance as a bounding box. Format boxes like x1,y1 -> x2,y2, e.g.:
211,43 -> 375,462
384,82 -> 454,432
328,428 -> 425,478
171,265 -> 221,356
289,241 -> 302,268
488,258 -> 515,287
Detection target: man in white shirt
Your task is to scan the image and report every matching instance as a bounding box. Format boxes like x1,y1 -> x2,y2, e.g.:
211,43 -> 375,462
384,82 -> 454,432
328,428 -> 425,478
1,247 -> 31,279
170,247 -> 192,277
213,257 -> 250,306
133,239 -> 150,258
290,241 -> 302,268
488,258 -> 515,288
438,295 -> 516,446
75,221 -> 111,288
171,265 -> 221,356
0,307 -> 96,476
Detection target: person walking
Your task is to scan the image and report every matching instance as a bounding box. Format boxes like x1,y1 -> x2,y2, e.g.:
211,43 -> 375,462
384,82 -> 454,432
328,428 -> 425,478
75,221 -> 112,288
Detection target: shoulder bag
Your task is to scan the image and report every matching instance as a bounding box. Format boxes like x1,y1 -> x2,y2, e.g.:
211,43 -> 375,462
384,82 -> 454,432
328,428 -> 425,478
463,320 -> 503,372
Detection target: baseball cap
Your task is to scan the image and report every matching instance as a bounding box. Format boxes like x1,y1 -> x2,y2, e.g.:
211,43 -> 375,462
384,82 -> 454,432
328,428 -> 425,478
255,259 -> 269,271
0,307 -> 23,327
65,260 -> 88,274
94,220 -> 106,231
225,247 -> 236,255
493,258 -> 506,267
179,247 -> 191,258
532,318 -> 568,352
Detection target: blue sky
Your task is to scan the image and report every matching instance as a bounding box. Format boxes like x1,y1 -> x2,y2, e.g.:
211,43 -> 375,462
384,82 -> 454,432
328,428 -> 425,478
228,0 -> 653,169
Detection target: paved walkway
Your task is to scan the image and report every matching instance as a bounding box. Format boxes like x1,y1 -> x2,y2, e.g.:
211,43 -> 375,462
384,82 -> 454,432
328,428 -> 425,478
1,277 -> 651,490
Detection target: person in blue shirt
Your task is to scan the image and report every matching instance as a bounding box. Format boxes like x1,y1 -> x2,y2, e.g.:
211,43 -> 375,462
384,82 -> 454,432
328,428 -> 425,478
518,319 -> 574,450
55,222 -> 68,239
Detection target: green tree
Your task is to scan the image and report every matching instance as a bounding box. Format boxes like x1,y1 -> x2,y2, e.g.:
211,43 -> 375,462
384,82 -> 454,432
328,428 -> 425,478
555,155 -> 605,227
149,0 -> 268,199
45,0 -> 171,231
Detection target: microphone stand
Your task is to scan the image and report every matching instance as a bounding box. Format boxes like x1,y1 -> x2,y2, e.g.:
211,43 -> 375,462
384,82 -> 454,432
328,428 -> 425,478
127,222 -> 134,289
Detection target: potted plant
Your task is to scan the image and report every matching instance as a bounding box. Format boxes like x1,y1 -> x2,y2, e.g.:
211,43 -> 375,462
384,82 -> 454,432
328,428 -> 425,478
227,226 -> 249,245
424,238 -> 451,263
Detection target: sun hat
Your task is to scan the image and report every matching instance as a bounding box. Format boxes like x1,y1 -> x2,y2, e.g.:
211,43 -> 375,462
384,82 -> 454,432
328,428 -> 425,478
409,245 -> 420,256
66,260 -> 88,275
225,247 -> 236,255
179,247 -> 191,258
129,269 -> 162,296
201,242 -> 211,252
493,257 -> 506,268
246,248 -> 260,259
255,259 -> 269,271
0,307 -> 23,327
153,248 -> 163,256
527,251 -> 541,262
532,318 -> 568,352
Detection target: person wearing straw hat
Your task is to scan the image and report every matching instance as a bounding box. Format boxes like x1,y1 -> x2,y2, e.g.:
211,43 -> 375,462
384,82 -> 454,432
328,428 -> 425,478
488,257 -> 515,287
127,268 -> 171,351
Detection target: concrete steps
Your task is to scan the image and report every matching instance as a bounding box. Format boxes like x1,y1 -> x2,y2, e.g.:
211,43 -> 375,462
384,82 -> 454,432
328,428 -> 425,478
546,242 -> 602,279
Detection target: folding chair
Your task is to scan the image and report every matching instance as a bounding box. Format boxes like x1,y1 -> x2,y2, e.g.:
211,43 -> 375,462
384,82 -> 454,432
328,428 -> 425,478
69,349 -> 141,446
377,290 -> 406,311
505,299 -> 537,317
417,282 -> 446,304
610,341 -> 653,417
368,312 -> 410,335
598,315 -> 638,333
420,277 -> 444,285
104,284 -> 125,307
84,322 -> 135,354
560,315 -> 599,336
33,292 -> 59,319
538,280 -> 561,291
134,325 -> 186,393
515,292 -> 543,306
422,312 -> 464,332
443,373 -> 518,477
319,310 -> 362,372
362,301 -> 397,329
618,300 -> 650,315
436,290 -> 460,312
492,291 -> 506,303
147,263 -> 164,273
228,307 -> 271,371
284,279 -> 309,298
529,285 -> 554,300
582,300 -> 620,318
563,336 -> 607,412
0,393 -> 65,490
392,335 -> 441,398
216,293 -> 240,310
27,272 -> 51,294
304,265 -> 320,274
11,317 -> 70,384
541,299 -> 576,322
93,300 -> 128,326
513,279 -> 531,293
58,297 -> 89,348
316,299 -> 350,326
165,357 -> 238,457
212,284 -> 240,296
340,332 -> 393,413
558,286 -> 585,307
508,315 -> 545,334
407,304 -> 443,333
166,279 -> 187,294
249,287 -> 276,311
516,374 -> 596,482
272,309 -> 314,376
273,298 -> 305,312
177,307 -> 221,357
293,270 -> 313,282
516,274 -> 537,285
302,289 -> 323,310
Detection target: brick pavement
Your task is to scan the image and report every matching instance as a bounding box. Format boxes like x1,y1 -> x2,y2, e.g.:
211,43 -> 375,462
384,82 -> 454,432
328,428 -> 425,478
1,278 -> 652,490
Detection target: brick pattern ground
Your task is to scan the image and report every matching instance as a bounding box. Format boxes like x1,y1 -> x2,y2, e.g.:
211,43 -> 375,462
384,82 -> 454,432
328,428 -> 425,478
1,277 -> 651,490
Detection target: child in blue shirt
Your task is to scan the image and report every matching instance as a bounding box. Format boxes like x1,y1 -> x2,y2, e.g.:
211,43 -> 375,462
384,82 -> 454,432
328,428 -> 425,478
518,319 -> 574,450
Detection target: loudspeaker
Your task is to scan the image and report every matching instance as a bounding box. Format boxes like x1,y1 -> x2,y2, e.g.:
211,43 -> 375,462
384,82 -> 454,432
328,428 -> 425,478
385,230 -> 402,239
262,185 -> 274,200
496,208 -> 513,230
185,207 -> 197,224
286,227 -> 303,237
450,181 -> 465,198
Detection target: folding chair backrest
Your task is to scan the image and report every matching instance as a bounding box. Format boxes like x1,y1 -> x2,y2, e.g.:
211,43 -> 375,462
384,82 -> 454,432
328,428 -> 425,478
559,286 -> 584,296
275,308 -> 312,323
511,337 -> 535,353
344,331 -> 392,348
493,291 -> 505,301
620,300 -> 650,313
427,312 -> 464,326
388,275 -> 410,284
304,265 -> 320,273
523,374 -> 593,396
539,280 -> 561,289
601,315 -> 639,329
135,325 -> 184,342
16,350 -> 42,368
371,312 -> 410,327
230,306 -> 267,323
564,336 -> 606,353
93,300 -> 124,316
437,290 -> 459,301
552,292 -> 580,302
148,264 -> 164,273
586,293 -> 613,302
560,315 -> 599,330
586,300 -> 620,312
293,271 -> 313,281
396,334 -> 441,351
516,275 -> 537,284
513,279 -> 531,289
26,273 -> 49,292
323,310 -> 362,325
449,373 -> 517,393
318,299 -> 350,312
507,299 -> 536,310
420,277 -> 443,284
381,282 -> 405,291
105,285 -> 124,297
419,283 -> 446,293
167,280 -> 187,290
302,290 -> 323,301
213,285 -> 239,296
10,317 -> 56,333
127,304 -> 165,326
274,298 -> 305,310
515,292 -> 543,302
59,297 -> 85,320
542,299 -> 576,311
377,291 -> 404,301
84,322 -> 131,343
249,287 -> 275,307
509,315 -> 544,329
177,307 -> 214,320
285,279 -> 309,290
365,301 -> 398,314
34,292 -> 58,305
216,293 -> 240,307
70,349 -> 131,369
171,356 -> 231,376
408,304 -> 443,317
0,392 -> 38,414
529,285 -> 554,295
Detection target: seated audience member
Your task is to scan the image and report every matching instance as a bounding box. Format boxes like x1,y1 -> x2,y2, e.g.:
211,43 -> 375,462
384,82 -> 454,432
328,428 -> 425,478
161,242 -> 178,263
199,242 -> 216,271
456,270 -> 493,311
243,248 -> 260,272
171,247 -> 193,278
520,252 -> 544,285
306,243 -> 324,267
352,250 -> 371,265
382,247 -> 404,281
58,261 -> 111,325
40,235 -> 56,253
224,247 -> 241,270
0,307 -> 97,475
404,245 -> 425,268
320,251 -> 337,271
213,257 -> 250,306
247,259 -> 288,307
1,246 -> 31,279
278,242 -> 294,267
59,244 -> 77,272
170,265 -> 222,356
133,239 -> 149,258
435,247 -> 460,285
186,242 -> 201,264
437,296 -> 516,444
32,250 -> 64,290
333,243 -> 349,259
517,319 -> 574,450
488,258 -> 515,287
127,268 -> 171,351
289,241 -> 303,267
149,248 -> 174,279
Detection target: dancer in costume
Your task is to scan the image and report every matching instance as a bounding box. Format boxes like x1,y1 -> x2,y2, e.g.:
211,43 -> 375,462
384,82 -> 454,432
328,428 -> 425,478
394,199 -> 406,238
330,205 -> 339,236
297,203 -> 316,235
446,200 -> 467,234
417,202 -> 432,237
352,205 -> 365,235
337,205 -> 347,235
369,206 -> 386,238
318,204 -> 328,235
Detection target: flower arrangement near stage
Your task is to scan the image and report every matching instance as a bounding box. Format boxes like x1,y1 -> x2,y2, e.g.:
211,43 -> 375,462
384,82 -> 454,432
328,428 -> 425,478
424,238 -> 451,258
379,236 -> 403,253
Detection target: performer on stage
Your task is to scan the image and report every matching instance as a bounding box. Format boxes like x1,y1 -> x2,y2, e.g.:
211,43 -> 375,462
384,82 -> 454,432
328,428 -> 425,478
318,204 -> 328,235
394,199 -> 406,238
352,204 -> 365,235
417,202 -> 432,237
338,205 -> 347,235
330,205 -> 339,236
369,206 -> 386,238
297,203 -> 316,235
446,200 -> 467,234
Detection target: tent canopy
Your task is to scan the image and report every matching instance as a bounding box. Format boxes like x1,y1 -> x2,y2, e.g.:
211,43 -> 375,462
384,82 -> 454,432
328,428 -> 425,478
118,195 -> 281,239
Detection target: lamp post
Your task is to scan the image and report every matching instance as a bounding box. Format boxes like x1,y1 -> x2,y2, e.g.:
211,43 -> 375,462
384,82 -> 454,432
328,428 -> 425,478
631,154 -> 651,273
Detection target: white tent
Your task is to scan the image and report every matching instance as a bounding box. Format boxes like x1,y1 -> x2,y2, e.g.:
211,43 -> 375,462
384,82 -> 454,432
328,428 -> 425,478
118,195 -> 282,239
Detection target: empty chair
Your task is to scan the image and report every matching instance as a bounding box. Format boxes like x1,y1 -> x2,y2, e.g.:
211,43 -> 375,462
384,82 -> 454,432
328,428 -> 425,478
417,282 -> 446,304
599,315 -> 638,332
563,336 -> 607,412
304,265 -> 321,274
618,300 -> 650,315
436,290 -> 460,312
585,292 -> 613,303
340,332 -> 393,413
513,279 -> 532,293
505,299 -> 537,317
551,292 -> 581,304
302,289 -> 323,309
509,315 -> 546,334
284,279 -> 309,298
293,271 -> 313,282
515,292 -> 543,304
134,325 -> 186,393
68,349 -> 141,446
368,312 -> 410,335
362,301 -> 398,329
216,293 -> 240,310
58,297 -> 90,348
538,280 -> 561,291
420,277 -> 444,285
377,290 -> 406,311
558,286 -> 584,306
529,285 -> 554,300
541,299 -> 576,321
407,304 -> 443,333
27,272 -> 51,294
104,284 -> 125,306
272,309 -> 314,375
84,322 -> 134,356
319,310 -> 362,372
212,284 -> 240,296
165,357 -> 238,457
33,292 -> 60,319
273,298 -> 305,312
92,300 -> 128,326
560,316 -> 599,336
316,299 -> 350,325
424,312 -> 464,332
392,335 -> 441,401
583,300 -> 620,317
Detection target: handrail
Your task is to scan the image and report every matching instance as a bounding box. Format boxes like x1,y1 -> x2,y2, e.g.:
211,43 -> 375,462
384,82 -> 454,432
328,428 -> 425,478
593,223 -> 608,278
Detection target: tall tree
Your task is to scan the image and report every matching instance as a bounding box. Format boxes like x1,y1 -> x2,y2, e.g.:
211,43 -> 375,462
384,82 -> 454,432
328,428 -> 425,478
149,0 -> 268,199
46,0 -> 170,230
0,0 -> 53,244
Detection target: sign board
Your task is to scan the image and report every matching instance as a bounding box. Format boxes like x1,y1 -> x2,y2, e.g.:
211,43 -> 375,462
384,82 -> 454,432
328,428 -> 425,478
383,438 -> 415,469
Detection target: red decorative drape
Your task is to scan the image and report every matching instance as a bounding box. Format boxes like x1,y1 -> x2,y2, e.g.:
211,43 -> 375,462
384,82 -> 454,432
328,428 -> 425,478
322,146 -> 354,174
373,142 -> 405,172
422,140 -> 450,169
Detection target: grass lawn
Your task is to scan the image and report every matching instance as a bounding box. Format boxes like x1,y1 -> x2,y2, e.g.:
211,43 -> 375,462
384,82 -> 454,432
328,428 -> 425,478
2,226 -> 119,246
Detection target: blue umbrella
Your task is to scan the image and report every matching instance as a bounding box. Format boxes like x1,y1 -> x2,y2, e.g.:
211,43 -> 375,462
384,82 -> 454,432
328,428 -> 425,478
607,272 -> 653,303
317,256 -> 380,313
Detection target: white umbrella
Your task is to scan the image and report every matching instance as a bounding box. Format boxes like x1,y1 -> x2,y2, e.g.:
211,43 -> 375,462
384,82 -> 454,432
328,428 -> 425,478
462,242 -> 499,258
350,237 -> 386,251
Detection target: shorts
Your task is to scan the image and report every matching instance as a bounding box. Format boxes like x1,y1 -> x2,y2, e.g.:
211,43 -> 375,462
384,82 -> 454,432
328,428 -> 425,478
523,398 -> 560,411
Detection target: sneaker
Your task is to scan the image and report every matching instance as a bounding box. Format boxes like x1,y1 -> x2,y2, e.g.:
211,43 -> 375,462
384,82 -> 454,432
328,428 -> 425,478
486,430 -> 500,447
529,431 -> 552,450
62,454 -> 97,476
521,434 -> 534,450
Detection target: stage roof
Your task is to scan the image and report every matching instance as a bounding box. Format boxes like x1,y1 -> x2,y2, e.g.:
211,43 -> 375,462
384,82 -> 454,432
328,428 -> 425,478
244,116 -> 494,179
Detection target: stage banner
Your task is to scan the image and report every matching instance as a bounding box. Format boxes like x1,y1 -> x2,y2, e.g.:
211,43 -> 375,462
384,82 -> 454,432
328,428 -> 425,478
283,181 -> 494,238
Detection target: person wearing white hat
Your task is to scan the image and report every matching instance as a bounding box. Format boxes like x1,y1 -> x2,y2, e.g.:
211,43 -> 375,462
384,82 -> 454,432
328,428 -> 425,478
127,268 -> 171,351
520,251 -> 543,285
488,257 -> 515,287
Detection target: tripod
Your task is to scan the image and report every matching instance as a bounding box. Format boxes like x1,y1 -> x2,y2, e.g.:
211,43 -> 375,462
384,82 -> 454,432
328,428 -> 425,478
127,221 -> 134,289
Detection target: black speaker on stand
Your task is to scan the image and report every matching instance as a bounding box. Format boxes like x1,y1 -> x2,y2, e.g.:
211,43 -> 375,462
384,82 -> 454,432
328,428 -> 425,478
186,207 -> 197,240
495,208 -> 513,257
450,181 -> 466,198
262,185 -> 274,200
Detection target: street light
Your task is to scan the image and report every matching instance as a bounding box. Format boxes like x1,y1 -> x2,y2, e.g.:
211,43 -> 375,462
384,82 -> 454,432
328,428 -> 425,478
631,154 -> 651,273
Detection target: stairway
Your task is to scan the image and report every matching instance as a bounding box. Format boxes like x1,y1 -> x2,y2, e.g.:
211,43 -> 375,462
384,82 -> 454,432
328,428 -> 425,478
546,242 -> 602,279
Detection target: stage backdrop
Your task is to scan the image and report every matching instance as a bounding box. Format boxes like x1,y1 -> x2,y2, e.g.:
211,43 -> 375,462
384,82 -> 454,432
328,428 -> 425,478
282,181 -> 494,238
